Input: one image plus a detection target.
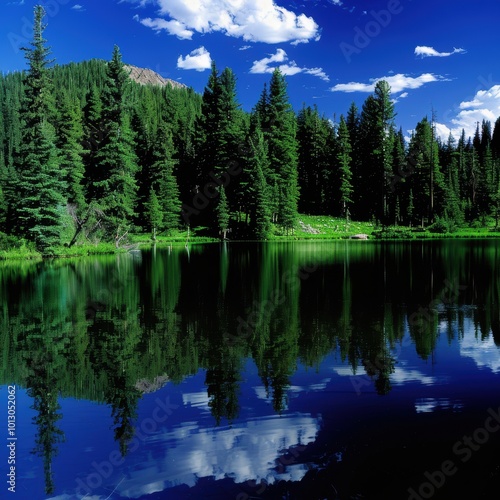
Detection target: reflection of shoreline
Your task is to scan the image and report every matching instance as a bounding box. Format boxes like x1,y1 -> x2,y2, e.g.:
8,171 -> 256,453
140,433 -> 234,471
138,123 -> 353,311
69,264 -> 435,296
113,412 -> 320,498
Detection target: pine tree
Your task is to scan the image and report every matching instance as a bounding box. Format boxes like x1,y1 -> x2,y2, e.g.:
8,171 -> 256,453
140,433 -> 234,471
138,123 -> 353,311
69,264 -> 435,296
0,164 -> 7,232
56,89 -> 86,212
14,5 -> 66,252
145,188 -> 162,240
93,46 -> 139,246
217,186 -> 230,239
193,63 -> 244,230
296,105 -> 333,214
245,116 -> 271,238
358,81 -> 395,223
149,124 -> 181,234
441,134 -> 463,226
266,69 -> 299,234
491,117 -> 500,159
336,115 -> 353,220
82,84 -> 104,201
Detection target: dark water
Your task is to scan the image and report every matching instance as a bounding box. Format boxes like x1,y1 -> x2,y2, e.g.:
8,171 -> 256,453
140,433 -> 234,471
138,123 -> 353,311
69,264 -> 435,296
1,240 -> 500,499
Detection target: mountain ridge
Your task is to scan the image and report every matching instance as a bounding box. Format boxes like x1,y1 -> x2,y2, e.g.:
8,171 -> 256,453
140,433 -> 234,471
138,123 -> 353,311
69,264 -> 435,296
124,64 -> 186,89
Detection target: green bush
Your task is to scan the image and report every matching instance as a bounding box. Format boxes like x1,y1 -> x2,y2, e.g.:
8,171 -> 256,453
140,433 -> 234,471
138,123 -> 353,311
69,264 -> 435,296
372,227 -> 414,239
428,217 -> 458,234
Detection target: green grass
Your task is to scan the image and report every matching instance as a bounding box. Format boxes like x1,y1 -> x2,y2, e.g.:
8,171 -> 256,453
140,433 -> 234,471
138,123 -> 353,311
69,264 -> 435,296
0,246 -> 42,261
129,227 -> 219,246
288,215 -> 376,240
1,218 -> 500,261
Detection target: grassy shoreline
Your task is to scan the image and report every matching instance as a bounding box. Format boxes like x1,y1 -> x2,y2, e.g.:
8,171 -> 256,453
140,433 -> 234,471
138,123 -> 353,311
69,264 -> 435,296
2,217 -> 500,260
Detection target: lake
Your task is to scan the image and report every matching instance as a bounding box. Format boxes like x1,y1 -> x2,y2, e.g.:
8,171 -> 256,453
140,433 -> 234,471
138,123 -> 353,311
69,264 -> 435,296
1,240 -> 500,499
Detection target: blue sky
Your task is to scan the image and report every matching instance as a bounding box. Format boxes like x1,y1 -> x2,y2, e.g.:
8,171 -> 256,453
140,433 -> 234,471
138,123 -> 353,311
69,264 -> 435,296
2,0 -> 500,141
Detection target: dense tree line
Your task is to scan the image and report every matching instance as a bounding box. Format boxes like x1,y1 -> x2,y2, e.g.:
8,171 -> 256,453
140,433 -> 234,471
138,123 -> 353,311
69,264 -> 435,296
2,6 -> 500,252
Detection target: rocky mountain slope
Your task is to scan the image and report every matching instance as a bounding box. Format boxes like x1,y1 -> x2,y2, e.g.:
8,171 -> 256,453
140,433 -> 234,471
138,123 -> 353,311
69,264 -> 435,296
124,64 -> 186,89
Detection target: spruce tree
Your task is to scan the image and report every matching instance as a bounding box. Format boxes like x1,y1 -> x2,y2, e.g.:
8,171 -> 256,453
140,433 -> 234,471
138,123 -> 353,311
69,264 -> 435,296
266,69 -> 299,234
82,84 -> 103,201
358,81 -> 395,223
14,5 -> 66,252
94,46 -> 139,246
217,186 -> 230,239
145,188 -> 162,240
406,117 -> 444,226
297,105 -> 333,214
336,115 -> 353,220
491,117 -> 500,159
150,124 -> 181,234
245,116 -> 271,238
56,89 -> 86,212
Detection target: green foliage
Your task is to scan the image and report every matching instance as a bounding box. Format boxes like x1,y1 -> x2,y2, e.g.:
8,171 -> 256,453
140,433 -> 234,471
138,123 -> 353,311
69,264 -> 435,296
266,69 -> 299,233
0,6 -> 499,250
12,6 -> 67,253
428,216 -> 458,234
337,115 -> 353,217
216,186 -> 230,239
93,47 -> 139,245
145,188 -> 162,240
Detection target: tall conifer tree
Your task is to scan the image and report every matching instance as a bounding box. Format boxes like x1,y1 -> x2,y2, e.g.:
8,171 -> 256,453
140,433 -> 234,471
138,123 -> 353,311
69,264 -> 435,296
267,69 -> 299,234
14,5 -> 66,251
94,46 -> 139,246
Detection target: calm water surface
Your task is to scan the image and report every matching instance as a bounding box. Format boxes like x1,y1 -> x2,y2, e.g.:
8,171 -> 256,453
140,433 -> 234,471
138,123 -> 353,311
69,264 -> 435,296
1,240 -> 500,499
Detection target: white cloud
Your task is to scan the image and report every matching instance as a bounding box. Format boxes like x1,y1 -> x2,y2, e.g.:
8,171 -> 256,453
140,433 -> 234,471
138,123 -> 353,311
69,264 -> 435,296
71,4 -> 85,10
330,73 -> 447,94
177,46 -> 212,71
250,48 -> 329,81
239,45 -> 251,51
435,85 -> 500,140
130,0 -> 320,45
415,46 -> 466,58
391,91 -> 409,104
134,15 -> 193,39
119,0 -> 152,6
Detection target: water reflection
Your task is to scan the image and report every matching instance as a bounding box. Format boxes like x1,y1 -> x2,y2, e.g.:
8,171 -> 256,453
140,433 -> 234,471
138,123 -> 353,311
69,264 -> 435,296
1,240 -> 500,498
114,413 -> 320,498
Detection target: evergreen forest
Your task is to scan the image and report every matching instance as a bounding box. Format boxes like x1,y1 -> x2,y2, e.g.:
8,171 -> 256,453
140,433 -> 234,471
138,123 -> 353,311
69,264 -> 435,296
2,6 -> 500,254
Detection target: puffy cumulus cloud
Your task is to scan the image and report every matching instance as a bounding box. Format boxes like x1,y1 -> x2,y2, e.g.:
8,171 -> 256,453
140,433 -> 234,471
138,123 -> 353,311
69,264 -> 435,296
435,85 -> 500,140
131,0 -> 320,44
250,48 -> 329,81
177,46 -> 212,71
330,73 -> 447,94
415,45 -> 466,58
